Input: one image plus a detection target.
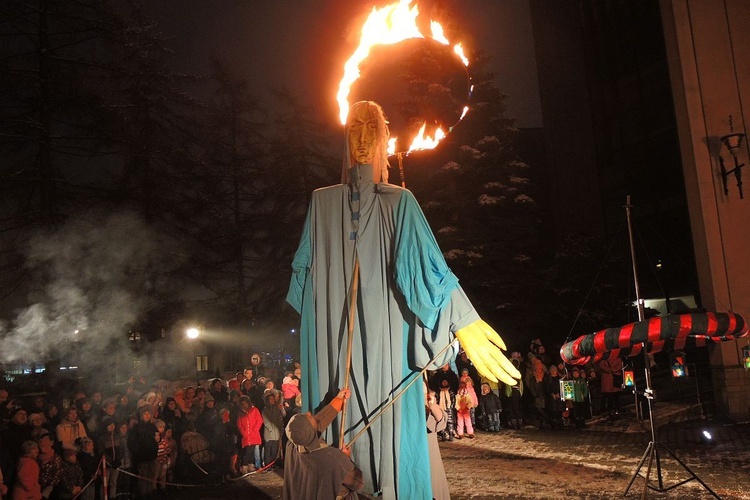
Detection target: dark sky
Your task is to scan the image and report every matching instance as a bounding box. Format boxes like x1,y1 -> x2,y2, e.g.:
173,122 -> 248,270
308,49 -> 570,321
148,0 -> 542,129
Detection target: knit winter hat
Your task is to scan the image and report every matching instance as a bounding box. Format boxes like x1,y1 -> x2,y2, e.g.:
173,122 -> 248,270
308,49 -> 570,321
204,394 -> 215,403
264,389 -> 280,400
286,413 -> 321,451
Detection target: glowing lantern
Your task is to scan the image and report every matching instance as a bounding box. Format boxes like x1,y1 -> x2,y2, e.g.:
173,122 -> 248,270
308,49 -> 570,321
622,369 -> 635,388
560,380 -> 576,401
670,351 -> 688,378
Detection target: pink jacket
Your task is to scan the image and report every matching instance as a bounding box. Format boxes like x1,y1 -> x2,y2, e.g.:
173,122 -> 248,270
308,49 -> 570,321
236,407 -> 263,447
281,383 -> 301,400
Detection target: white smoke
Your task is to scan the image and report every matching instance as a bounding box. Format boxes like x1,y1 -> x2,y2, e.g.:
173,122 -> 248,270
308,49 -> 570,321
0,209 -> 184,378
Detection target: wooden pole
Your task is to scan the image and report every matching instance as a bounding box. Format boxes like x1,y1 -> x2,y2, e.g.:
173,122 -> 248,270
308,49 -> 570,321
397,152 -> 406,188
339,255 -> 360,448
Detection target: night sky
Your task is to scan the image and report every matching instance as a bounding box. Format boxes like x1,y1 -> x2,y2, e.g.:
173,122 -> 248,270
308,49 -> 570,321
147,0 -> 542,129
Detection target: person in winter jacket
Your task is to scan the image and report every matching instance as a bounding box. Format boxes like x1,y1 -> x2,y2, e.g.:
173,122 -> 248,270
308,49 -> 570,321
261,391 -> 285,468
96,417 -> 123,500
209,379 -> 229,405
454,380 -> 475,439
436,379 -> 456,441
57,449 -> 82,500
503,357 -> 524,429
12,441 -> 42,500
36,434 -> 62,500
281,375 -> 301,409
76,438 -> 99,500
55,408 -> 87,453
236,396 -> 262,473
126,406 -> 158,498
477,383 -> 502,432
2,408 -> 32,460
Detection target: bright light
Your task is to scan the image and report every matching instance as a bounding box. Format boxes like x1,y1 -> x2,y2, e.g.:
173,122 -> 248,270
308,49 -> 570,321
186,327 -> 200,340
702,430 -> 713,441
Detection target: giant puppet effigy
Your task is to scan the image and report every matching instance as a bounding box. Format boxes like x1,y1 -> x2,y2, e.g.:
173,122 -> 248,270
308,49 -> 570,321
286,100 -> 520,499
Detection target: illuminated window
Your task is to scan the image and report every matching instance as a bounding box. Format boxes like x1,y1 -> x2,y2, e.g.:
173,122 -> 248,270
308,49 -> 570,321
196,355 -> 209,372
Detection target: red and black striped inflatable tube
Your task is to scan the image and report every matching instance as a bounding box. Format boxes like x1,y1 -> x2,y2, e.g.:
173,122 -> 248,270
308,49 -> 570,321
560,312 -> 748,365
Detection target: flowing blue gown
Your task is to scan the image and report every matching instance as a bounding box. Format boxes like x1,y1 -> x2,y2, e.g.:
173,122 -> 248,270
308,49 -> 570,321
287,164 -> 479,499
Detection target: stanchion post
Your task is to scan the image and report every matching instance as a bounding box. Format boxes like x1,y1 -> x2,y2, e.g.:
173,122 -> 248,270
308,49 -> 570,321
101,455 -> 108,500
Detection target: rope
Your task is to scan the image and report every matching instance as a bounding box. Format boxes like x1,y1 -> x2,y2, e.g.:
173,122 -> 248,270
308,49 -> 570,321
226,459 -> 278,481
340,255 -> 360,448
112,463 -> 205,488
71,457 -> 103,500
111,457 -> 279,487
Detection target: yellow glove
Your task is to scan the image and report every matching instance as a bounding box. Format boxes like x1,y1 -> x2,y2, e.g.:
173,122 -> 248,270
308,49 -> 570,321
455,319 -> 521,385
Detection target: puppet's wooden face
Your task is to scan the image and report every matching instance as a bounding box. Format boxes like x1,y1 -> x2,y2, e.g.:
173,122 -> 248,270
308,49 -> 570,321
347,103 -> 379,166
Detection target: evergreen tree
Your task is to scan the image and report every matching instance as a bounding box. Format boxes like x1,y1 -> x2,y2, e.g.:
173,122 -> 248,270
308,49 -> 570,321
401,51 -> 544,346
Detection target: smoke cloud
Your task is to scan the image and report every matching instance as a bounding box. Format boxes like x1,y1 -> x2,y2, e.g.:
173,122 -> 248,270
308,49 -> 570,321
1,209 -> 186,383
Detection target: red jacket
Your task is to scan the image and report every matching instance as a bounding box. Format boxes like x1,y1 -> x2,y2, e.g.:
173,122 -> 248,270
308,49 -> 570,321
236,406 -> 263,447
12,456 -> 42,500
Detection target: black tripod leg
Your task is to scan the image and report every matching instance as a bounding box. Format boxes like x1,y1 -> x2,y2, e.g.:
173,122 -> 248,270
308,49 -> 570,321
641,443 -> 656,499
654,445 -> 663,491
658,444 -> 721,499
624,440 -> 653,496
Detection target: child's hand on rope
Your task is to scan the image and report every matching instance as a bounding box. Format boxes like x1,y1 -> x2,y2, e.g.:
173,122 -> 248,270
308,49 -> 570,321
455,320 -> 521,385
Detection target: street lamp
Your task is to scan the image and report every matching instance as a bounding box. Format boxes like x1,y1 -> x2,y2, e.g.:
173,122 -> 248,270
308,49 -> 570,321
186,327 -> 200,385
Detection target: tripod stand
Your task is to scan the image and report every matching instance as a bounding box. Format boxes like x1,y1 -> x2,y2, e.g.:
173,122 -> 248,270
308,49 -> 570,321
622,383 -> 720,498
622,197 -> 720,499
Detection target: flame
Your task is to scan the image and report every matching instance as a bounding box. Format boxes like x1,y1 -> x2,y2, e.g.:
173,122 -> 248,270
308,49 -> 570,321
338,0 -> 469,154
387,138 -> 397,156
409,123 -> 446,151
459,105 -> 469,122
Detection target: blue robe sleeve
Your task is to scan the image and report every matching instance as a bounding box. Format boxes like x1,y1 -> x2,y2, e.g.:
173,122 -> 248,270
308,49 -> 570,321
394,191 -> 480,370
393,191 -> 460,331
286,203 -> 312,313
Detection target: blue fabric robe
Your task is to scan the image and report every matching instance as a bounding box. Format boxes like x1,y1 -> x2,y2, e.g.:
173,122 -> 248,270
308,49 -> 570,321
287,164 -> 479,499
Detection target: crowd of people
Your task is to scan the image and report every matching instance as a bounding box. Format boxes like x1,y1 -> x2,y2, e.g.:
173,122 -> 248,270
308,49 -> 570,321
0,338 -> 627,500
0,363 -> 303,500
425,338 -> 626,440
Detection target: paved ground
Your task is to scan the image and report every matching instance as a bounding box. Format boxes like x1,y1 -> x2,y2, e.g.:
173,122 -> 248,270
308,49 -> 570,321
162,403 -> 750,499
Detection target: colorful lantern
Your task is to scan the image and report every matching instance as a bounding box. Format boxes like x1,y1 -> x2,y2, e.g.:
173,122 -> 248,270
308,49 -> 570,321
743,345 -> 750,369
670,351 -> 688,378
560,379 -> 576,401
623,369 -> 635,388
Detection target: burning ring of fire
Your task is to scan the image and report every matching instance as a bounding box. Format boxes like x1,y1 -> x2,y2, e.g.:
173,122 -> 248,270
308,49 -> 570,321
337,0 -> 470,155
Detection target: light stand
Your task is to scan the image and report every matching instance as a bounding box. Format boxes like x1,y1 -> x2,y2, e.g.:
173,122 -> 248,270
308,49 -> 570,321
622,197 -> 720,499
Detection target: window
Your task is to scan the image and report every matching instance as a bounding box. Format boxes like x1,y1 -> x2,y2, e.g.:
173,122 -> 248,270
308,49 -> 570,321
196,355 -> 209,372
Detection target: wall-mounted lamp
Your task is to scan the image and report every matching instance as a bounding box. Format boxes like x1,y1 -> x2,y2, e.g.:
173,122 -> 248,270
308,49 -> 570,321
719,115 -> 745,199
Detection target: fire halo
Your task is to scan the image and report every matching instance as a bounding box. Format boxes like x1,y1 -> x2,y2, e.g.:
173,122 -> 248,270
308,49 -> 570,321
337,0 -> 471,158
